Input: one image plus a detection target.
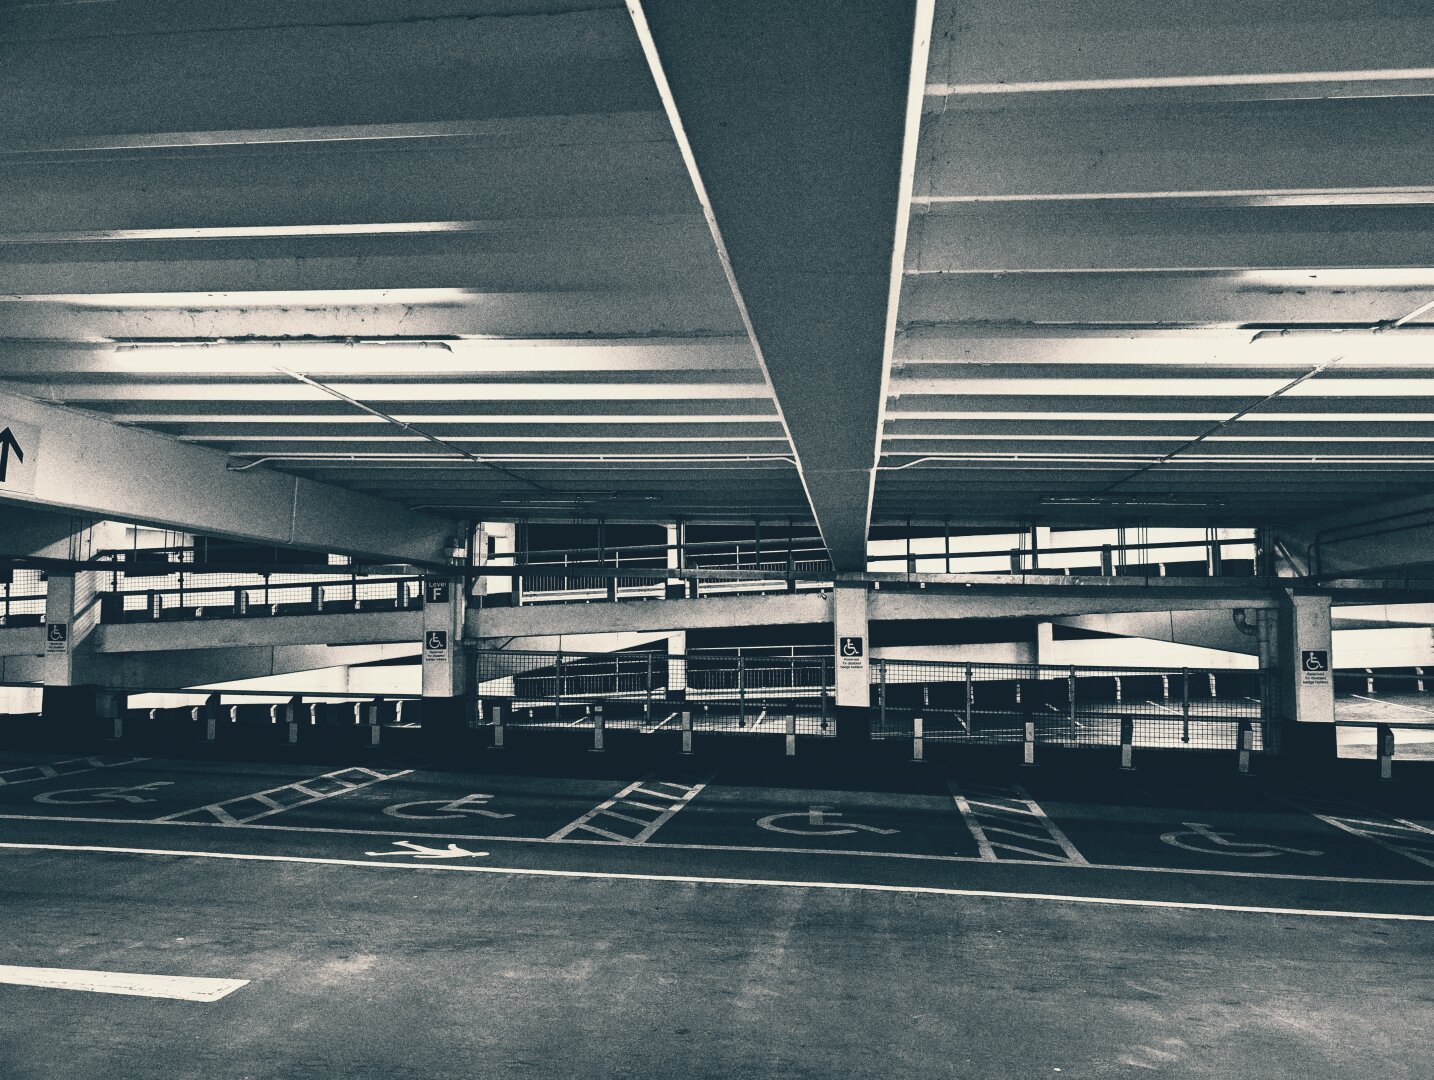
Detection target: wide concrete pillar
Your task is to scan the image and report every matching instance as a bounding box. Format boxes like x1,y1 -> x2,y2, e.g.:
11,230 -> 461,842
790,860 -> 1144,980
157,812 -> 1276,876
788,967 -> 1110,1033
1278,592 -> 1335,762
40,569 -> 104,743
833,581 -> 871,743
421,575 -> 467,744
666,631 -> 687,703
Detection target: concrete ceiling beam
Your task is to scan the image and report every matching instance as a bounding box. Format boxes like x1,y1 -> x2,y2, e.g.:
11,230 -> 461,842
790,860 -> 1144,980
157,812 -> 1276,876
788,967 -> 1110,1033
0,388 -> 458,565
633,0 -> 933,570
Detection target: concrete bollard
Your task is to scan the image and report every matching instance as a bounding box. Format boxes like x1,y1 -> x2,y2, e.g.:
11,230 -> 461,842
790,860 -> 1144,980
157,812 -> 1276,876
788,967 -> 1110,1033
1378,723 -> 1395,782
288,719 -> 299,744
113,716 -> 124,740
368,720 -> 381,748
592,704 -> 605,752
786,713 -> 797,757
1119,714 -> 1135,770
492,703 -> 505,749
1022,719 -> 1036,766
911,715 -> 924,763
1237,720 -> 1253,776
204,710 -> 216,743
681,709 -> 693,755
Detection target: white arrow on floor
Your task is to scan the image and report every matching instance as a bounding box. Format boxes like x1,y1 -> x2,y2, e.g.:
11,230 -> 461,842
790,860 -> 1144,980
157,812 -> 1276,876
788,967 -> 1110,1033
365,840 -> 488,859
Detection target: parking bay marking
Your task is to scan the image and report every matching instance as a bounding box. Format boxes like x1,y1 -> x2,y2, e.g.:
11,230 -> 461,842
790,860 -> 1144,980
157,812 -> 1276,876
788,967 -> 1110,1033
756,805 -> 898,837
1160,822 -> 1323,858
548,773 -> 714,844
0,755 -> 149,788
7,840 -> 1434,922
155,766 -> 413,825
35,781 -> 174,806
947,779 -> 1089,865
383,793 -> 514,821
2,810 -> 1433,886
1267,791 -> 1434,870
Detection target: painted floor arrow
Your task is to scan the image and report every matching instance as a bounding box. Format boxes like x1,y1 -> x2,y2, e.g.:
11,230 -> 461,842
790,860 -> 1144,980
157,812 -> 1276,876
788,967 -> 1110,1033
365,840 -> 488,860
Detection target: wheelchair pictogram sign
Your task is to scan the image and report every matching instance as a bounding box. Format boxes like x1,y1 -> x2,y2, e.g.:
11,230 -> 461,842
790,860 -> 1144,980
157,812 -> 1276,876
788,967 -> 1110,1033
1160,821 -> 1322,858
757,804 -> 897,837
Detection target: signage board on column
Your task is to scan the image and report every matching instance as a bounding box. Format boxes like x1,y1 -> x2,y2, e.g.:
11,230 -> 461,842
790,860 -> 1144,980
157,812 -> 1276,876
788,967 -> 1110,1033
45,622 -> 68,654
0,418 -> 38,494
1300,649 -> 1329,686
424,580 -> 450,605
424,629 -> 449,663
838,636 -> 864,671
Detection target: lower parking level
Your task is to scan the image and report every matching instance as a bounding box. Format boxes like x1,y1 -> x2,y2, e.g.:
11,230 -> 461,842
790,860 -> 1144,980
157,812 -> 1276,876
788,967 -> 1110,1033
0,741 -> 1431,1078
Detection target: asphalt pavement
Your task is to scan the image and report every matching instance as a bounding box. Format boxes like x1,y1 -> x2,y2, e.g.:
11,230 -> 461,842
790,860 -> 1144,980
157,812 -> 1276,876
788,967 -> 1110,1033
0,741 -> 1431,1078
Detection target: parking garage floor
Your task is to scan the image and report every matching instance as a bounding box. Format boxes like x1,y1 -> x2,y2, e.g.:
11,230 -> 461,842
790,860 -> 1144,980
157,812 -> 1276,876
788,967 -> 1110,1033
0,745 -> 1431,1078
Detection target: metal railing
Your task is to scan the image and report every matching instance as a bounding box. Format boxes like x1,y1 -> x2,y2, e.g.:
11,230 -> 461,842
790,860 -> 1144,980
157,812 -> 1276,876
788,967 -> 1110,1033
99,575 -> 423,623
475,650 -> 1269,752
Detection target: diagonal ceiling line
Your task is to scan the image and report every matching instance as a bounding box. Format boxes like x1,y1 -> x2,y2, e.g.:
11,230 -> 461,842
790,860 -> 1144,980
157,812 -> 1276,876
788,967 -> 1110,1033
270,366 -> 551,491
1098,294 -> 1434,496
871,0 -> 938,542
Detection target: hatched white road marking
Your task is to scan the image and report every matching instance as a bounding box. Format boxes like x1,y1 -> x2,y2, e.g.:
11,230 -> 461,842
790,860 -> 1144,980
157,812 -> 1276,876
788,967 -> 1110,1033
1271,791 -> 1434,870
548,773 -> 713,843
947,779 -> 1089,864
0,812 -> 1430,885
0,964 -> 247,1001
155,766 -> 412,825
2,841 -> 1431,922
0,755 -> 148,788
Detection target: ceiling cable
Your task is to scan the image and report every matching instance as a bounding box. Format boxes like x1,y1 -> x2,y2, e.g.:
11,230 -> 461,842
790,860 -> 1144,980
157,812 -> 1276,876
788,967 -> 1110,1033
267,365 -> 551,492
1095,294 -> 1434,496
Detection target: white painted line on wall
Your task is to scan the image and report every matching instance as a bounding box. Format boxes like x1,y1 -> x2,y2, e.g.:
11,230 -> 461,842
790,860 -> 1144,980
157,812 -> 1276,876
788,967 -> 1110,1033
1,841 -> 1431,923
0,963 -> 247,1002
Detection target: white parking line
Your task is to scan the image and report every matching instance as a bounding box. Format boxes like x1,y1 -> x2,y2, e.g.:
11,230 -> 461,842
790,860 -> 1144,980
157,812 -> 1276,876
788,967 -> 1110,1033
0,964 -> 247,1002
947,780 -> 1089,864
643,711 -> 679,734
548,774 -> 713,843
0,812 -> 1431,885
155,766 -> 412,825
1270,791 -> 1434,870
4,841 -> 1431,922
1349,694 -> 1434,717
0,755 -> 149,788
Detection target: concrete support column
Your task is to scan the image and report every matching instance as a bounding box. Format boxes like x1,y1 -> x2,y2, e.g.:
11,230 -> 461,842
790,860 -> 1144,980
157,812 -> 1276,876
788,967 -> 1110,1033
421,575 -> 467,748
1034,622 -> 1055,667
833,581 -> 871,744
665,631 -> 687,703
40,569 -> 104,743
1278,591 -> 1335,762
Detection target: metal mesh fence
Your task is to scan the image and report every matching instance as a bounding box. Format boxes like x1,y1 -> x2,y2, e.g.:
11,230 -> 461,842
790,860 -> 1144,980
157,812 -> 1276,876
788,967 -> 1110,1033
476,650 -> 1268,749
476,650 -> 835,736
99,573 -> 423,622
873,659 -> 1266,750
0,568 -> 48,624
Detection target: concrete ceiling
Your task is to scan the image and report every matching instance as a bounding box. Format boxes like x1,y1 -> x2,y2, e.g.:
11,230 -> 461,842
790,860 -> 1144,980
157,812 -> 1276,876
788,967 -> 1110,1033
3,0 -> 1434,566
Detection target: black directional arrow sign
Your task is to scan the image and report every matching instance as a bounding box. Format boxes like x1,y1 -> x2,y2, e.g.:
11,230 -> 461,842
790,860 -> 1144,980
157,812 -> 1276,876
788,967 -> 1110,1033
0,426 -> 22,484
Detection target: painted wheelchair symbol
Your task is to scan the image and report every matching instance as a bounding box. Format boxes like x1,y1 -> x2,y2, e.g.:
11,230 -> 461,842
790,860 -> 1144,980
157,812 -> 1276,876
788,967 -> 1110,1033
383,793 -> 514,821
34,781 -> 174,806
1159,822 -> 1322,858
757,805 -> 897,837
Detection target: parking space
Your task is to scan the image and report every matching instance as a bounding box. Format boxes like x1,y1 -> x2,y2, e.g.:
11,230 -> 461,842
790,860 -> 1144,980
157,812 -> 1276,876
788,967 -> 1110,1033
657,772 -> 983,858
0,756 -> 401,823
1010,770 -> 1434,880
0,750 -> 1432,913
264,768 -> 658,842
